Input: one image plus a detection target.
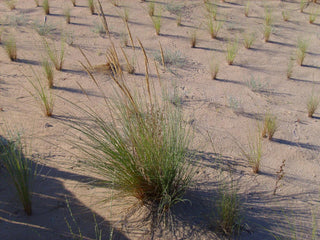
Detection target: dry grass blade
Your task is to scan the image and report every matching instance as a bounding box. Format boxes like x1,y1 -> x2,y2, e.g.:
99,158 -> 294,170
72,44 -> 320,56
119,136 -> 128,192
96,0 -> 110,36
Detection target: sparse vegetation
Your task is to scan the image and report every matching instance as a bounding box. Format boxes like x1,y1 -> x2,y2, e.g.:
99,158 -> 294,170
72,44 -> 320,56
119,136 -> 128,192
309,10 -> 318,24
243,32 -> 256,49
88,0 -> 94,14
43,0 -> 50,15
0,131 -> 36,216
307,93 -> 319,118
241,132 -> 263,174
262,113 -> 277,140
244,1 -> 250,17
287,56 -> 294,79
4,35 -> 17,61
148,1 -> 155,17
207,18 -> 223,39
43,38 -> 65,71
190,30 -> 197,48
27,68 -> 54,117
226,39 -> 238,65
5,0 -> 16,10
263,24 -> 272,42
300,0 -> 307,13
296,38 -> 308,66
71,0 -> 76,7
151,12 -> 162,35
282,10 -> 290,21
64,8 -> 71,24
154,49 -> 186,69
210,60 -> 219,80
34,0 -> 40,7
34,21 -> 56,36
42,59 -> 54,88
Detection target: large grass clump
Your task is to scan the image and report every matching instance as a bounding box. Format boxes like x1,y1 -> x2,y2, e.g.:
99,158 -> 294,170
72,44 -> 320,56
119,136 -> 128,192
74,43 -> 194,227
0,132 -> 36,216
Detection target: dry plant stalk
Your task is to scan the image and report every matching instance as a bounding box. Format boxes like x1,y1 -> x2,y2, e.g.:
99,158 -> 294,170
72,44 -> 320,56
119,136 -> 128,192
125,21 -> 135,50
273,159 -> 286,195
159,41 -> 165,71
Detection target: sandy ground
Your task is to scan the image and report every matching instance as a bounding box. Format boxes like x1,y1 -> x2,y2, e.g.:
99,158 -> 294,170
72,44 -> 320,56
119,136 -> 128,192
0,0 -> 320,239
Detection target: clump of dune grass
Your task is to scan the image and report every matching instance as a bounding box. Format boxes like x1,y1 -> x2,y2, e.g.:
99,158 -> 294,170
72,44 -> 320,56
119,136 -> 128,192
34,21 -> 56,36
262,113 -> 277,140
5,0 -> 16,10
212,178 -> 242,236
264,7 -> 273,26
309,10 -> 318,24
88,0 -> 94,14
120,46 -> 135,74
296,38 -> 308,66
176,13 -> 182,26
148,1 -> 155,16
300,0 -> 307,13
205,1 -> 218,20
243,32 -> 256,49
70,0 -> 76,7
244,1 -> 250,17
307,93 -> 319,118
263,24 -> 272,42
43,0 -> 50,15
43,38 -> 65,71
151,11 -> 162,35
190,30 -> 197,48
4,35 -> 17,61
287,56 -> 294,79
96,0 -> 110,35
64,8 -> 71,24
110,0 -> 119,7
27,68 -> 54,117
42,59 -> 54,88
282,10 -> 290,21
122,8 -> 129,22
207,18 -> 223,39
154,49 -> 187,69
210,60 -> 219,80
75,43 -> 194,230
0,131 -> 36,216
226,39 -> 238,65
34,0 -> 40,7
92,21 -> 106,35
244,133 -> 262,173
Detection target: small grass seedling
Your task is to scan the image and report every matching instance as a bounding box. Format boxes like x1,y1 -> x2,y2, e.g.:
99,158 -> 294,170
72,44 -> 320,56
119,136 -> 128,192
208,18 -> 223,39
262,113 -> 277,140
300,0 -> 307,13
34,21 -> 55,36
34,0 -> 40,7
42,59 -> 54,88
27,68 -> 54,117
176,13 -> 182,26
43,38 -> 65,71
282,10 -> 290,21
152,12 -> 162,35
296,38 -> 308,66
71,0 -> 76,7
241,132 -> 263,174
263,24 -> 272,42
309,10 -> 318,24
43,0 -> 50,15
244,1 -> 250,17
226,39 -> 238,65
0,131 -> 36,216
243,32 -> 256,49
5,0 -> 16,10
148,1 -> 155,17
287,56 -> 294,79
210,60 -> 219,80
190,30 -> 197,48
205,1 -> 218,20
246,76 -> 266,92
122,8 -> 129,22
307,93 -> 320,118
92,22 -> 106,36
110,0 -> 119,7
88,0 -> 94,14
214,179 -> 242,236
4,35 -> 17,61
264,7 -> 273,26
64,8 -> 71,24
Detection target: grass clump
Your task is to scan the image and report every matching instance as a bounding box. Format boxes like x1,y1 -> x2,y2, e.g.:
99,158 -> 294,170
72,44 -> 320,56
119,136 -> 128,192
4,35 -> 17,61
282,10 -> 290,21
27,68 -> 54,117
154,49 -> 186,69
309,10 -> 318,24
42,59 -> 54,88
205,1 -> 218,20
5,0 -> 16,10
262,113 -> 277,140
212,179 -> 242,236
287,56 -> 294,79
64,8 -> 71,24
264,7 -> 273,26
263,24 -> 272,42
43,38 -> 65,71
243,32 -> 256,49
43,0 -> 50,15
226,39 -> 238,65
296,38 -> 308,66
241,133 -> 263,173
207,18 -> 223,39
0,132 -> 36,216
34,21 -> 56,36
307,94 -> 319,118
34,0 -> 40,7
148,1 -> 155,17
75,44 -> 194,229
151,12 -> 162,35
190,30 -> 197,48
300,0 -> 307,13
244,1 -> 250,17
71,0 -> 76,6
88,0 -> 94,14
210,60 -> 219,80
